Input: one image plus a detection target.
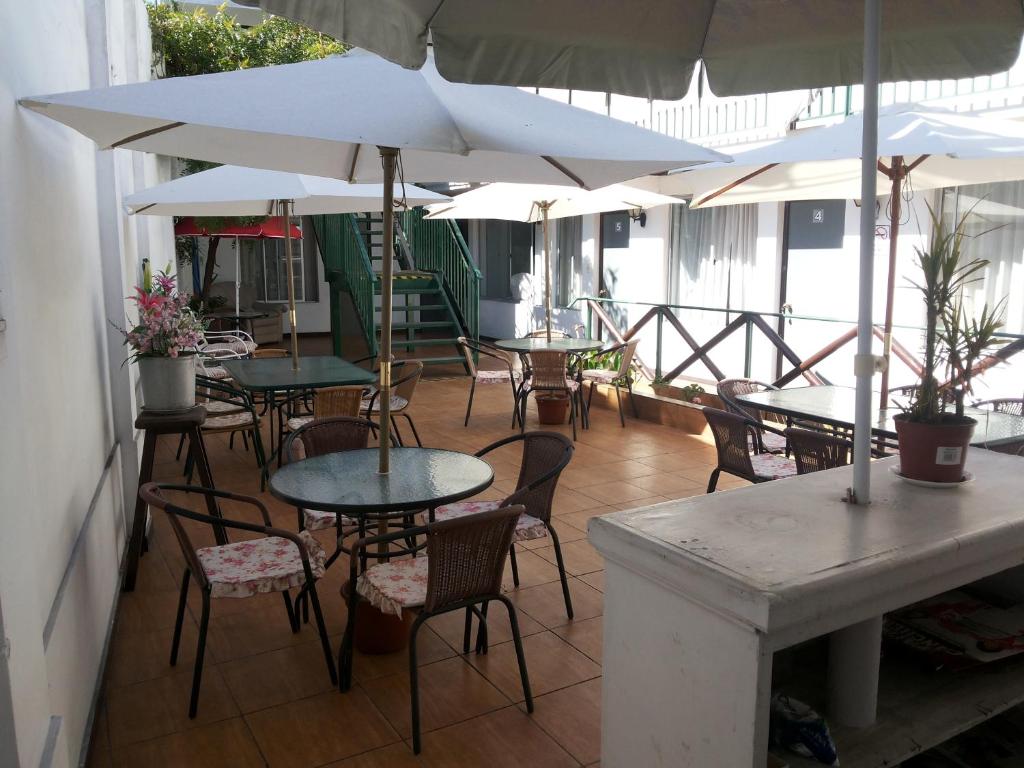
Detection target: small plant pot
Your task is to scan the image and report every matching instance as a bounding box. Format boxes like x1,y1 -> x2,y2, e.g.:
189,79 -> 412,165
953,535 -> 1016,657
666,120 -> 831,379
138,354 -> 196,413
894,414 -> 976,484
535,392 -> 570,425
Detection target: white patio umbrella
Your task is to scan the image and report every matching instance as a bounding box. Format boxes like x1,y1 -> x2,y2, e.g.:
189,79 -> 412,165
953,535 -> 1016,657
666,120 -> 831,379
644,103 -> 1024,403
21,48 -> 724,473
424,182 -> 680,339
232,2 -> 1024,512
124,164 -> 451,368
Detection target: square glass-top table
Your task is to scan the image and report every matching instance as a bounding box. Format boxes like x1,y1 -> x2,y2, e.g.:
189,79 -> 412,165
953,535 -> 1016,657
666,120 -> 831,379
220,355 -> 376,392
738,384 -> 1024,449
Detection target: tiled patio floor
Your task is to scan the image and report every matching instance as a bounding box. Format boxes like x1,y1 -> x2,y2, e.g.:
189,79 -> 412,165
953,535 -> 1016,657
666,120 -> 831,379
86,371 -> 749,768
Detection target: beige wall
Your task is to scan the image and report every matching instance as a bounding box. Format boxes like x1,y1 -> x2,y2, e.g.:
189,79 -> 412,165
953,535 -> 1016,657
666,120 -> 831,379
0,1 -> 172,765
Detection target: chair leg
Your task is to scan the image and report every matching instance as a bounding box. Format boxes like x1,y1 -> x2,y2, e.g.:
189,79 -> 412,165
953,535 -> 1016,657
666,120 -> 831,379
707,468 -> 721,493
282,590 -> 299,633
464,379 -> 477,427
170,568 -> 190,666
339,583 -> 359,691
188,590 -> 211,719
390,415 -> 405,447
474,602 -> 490,655
587,381 -> 595,412
409,614 -> 428,755
497,596 -> 533,712
615,384 -> 625,427
548,525 -> 574,620
401,413 -> 423,447
509,544 -> 520,587
462,607 -> 473,654
174,433 -> 187,462
519,388 -> 529,433
510,378 -> 522,428
306,582 -> 338,685
229,431 -> 236,450
569,390 -> 578,441
626,378 -> 639,418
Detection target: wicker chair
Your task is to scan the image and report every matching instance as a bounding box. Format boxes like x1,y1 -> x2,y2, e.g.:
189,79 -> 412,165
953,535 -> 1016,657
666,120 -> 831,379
582,339 -> 640,427
339,506 -> 533,754
433,431 -> 575,618
703,407 -> 797,492
717,378 -> 789,453
457,336 -> 523,427
527,329 -> 570,339
362,359 -> 424,447
197,329 -> 257,360
518,350 -> 585,440
784,428 -> 852,474
252,348 -> 289,359
284,385 -> 366,432
191,375 -> 267,477
138,483 -> 335,718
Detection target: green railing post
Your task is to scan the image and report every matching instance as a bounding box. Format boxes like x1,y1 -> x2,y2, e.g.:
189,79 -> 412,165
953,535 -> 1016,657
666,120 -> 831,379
744,315 -> 754,378
655,308 -> 664,382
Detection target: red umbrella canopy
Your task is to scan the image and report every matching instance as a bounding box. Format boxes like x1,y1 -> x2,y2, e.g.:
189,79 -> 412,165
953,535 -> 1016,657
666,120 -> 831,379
173,216 -> 301,239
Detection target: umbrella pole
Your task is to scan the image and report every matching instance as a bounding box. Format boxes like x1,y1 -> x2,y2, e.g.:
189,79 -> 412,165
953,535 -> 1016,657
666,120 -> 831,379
879,158 -> 903,405
235,236 -> 240,323
378,147 -> 398,474
282,199 -> 299,370
542,203 -> 552,342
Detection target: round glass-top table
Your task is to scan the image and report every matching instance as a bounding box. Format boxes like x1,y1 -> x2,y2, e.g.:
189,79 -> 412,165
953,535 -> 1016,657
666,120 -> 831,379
494,337 -> 603,354
269,447 -> 494,516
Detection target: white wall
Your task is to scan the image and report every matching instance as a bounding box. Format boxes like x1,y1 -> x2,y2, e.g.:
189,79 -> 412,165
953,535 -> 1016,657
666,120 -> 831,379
0,2 -> 170,766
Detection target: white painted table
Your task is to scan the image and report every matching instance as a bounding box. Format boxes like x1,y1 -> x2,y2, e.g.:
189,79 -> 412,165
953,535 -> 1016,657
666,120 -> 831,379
589,451 -> 1024,768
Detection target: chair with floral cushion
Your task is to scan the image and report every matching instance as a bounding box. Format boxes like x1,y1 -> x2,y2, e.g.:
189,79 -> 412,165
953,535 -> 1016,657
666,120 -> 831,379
197,328 -> 257,359
703,407 -> 797,492
717,378 -> 790,453
138,482 -> 335,718
339,505 -> 533,754
362,359 -> 424,446
282,416 -> 374,568
582,338 -> 640,427
972,397 -> 1024,417
784,427 -> 852,474
433,431 -> 575,619
282,385 -> 366,434
191,375 -> 267,480
518,350 -> 585,440
457,336 -> 523,427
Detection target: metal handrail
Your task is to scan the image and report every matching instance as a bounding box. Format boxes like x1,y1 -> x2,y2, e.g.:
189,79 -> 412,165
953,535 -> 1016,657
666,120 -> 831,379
401,209 -> 481,341
311,213 -> 378,357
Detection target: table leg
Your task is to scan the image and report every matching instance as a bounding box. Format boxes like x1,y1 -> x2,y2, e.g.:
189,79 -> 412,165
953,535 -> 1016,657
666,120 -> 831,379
122,431 -> 157,592
188,426 -> 227,545
828,616 -> 882,727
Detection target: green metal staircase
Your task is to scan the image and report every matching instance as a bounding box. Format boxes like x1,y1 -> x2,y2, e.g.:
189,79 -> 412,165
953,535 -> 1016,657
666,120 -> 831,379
311,209 -> 480,370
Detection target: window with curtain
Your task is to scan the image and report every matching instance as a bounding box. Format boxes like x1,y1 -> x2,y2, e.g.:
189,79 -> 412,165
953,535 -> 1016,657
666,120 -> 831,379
668,202 -> 758,311
940,181 -> 1024,335
555,216 -> 583,307
239,217 -> 319,303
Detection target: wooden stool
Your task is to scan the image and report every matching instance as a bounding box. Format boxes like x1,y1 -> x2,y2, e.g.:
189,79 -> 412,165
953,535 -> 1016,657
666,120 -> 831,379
122,406 -> 223,592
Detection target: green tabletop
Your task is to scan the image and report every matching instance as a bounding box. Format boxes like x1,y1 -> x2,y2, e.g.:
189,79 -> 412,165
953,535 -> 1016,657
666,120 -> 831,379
494,337 -> 603,354
269,447 -> 494,515
221,356 -> 376,392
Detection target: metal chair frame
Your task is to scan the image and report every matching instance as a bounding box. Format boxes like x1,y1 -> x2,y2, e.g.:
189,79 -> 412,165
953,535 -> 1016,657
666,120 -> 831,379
584,339 -> 641,427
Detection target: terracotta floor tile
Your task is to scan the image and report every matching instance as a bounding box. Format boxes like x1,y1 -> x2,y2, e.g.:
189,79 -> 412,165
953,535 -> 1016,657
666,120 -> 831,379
551,487 -> 606,515
218,641 -> 337,714
105,621 -> 208,688
245,688 -> 399,768
503,548 -> 561,590
349,624 -> 456,684
509,578 -> 603,630
205,600 -> 315,662
552,616 -> 603,664
609,494 -> 672,511
531,678 -> 602,765
518,522 -> 587,550
557,506 -> 616,532
110,718 -> 264,768
418,706 -> 577,767
578,571 -> 604,593
575,479 -> 652,505
106,666 -> 238,748
324,742 -> 423,767
424,601 -> 545,651
532,539 -> 603,576
627,471 -> 708,497
363,656 -> 510,739
469,630 -> 600,703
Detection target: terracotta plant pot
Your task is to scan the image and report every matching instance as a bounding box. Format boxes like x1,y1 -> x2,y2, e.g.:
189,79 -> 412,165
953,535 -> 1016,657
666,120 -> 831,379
342,590 -> 414,654
535,392 -> 570,425
894,414 -> 976,483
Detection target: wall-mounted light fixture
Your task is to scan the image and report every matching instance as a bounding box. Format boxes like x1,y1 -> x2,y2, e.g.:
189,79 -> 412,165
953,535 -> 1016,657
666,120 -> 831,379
628,208 -> 647,227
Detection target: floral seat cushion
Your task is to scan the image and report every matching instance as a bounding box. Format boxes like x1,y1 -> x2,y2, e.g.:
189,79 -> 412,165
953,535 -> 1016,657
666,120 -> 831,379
197,530 -> 326,599
476,369 -> 521,383
203,410 -> 255,430
750,452 -> 798,480
434,500 -> 548,543
303,507 -> 357,532
361,395 -> 409,413
200,365 -> 231,380
759,430 -> 788,452
581,369 -> 621,384
286,415 -> 314,432
356,556 -> 429,616
201,398 -> 247,415
202,340 -> 257,357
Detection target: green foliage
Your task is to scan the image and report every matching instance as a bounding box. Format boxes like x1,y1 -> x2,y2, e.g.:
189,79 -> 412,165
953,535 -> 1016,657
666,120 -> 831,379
147,3 -> 344,79
680,383 -> 705,403
903,205 -> 1006,423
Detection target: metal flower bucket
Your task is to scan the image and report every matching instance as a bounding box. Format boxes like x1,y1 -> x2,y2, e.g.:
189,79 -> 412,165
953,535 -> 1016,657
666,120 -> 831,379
138,354 -> 196,413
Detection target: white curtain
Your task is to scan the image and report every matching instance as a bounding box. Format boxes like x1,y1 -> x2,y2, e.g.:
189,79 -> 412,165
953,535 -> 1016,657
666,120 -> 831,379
941,181 -> 1024,335
556,215 -> 583,307
668,202 -> 759,313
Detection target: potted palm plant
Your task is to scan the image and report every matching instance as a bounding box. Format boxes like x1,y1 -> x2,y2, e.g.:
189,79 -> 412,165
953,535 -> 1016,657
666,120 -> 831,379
894,208 -> 1006,483
117,266 -> 206,413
